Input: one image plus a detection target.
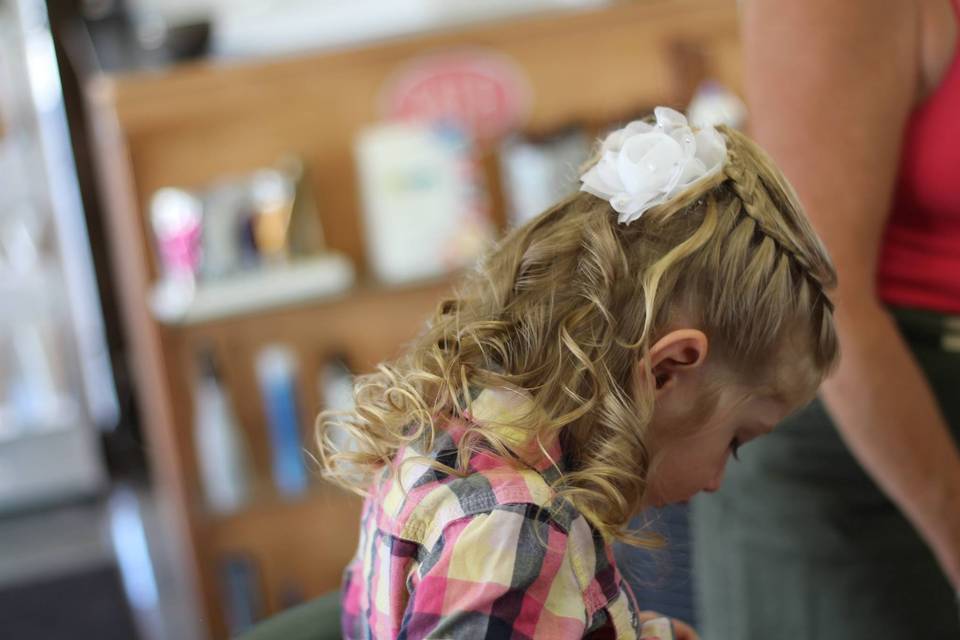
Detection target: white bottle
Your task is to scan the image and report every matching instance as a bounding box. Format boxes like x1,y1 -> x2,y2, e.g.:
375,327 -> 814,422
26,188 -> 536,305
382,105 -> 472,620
194,349 -> 250,513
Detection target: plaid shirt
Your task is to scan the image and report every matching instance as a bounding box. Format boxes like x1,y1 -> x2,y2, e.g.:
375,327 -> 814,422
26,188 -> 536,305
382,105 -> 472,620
341,388 -> 640,639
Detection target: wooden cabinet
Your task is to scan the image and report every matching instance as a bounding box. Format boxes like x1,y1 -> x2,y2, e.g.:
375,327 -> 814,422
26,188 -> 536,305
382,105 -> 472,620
86,1 -> 741,637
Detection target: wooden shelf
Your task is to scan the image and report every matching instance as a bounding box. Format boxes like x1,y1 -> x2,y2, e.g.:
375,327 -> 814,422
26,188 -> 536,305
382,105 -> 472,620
86,2 -> 742,637
200,486 -> 361,616
150,253 -> 356,326
168,273 -> 455,337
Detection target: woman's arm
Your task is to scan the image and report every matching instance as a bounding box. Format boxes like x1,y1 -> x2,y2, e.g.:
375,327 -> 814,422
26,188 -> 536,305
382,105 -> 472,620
740,0 -> 960,587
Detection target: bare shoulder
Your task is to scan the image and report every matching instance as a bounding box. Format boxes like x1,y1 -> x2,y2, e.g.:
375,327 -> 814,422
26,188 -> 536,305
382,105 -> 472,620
740,0 -> 920,119
918,0 -> 958,100
740,0 -> 919,85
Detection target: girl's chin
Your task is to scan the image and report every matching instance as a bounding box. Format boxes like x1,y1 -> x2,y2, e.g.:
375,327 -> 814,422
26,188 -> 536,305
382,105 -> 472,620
651,494 -> 694,509
641,495 -> 669,510
641,487 -> 695,510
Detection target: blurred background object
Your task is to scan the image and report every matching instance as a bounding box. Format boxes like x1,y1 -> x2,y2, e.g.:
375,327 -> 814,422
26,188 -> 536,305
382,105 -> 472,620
0,0 -> 114,512
499,125 -> 592,227
0,1 -> 168,638
130,0 -> 610,61
355,121 -> 494,284
0,0 -> 744,637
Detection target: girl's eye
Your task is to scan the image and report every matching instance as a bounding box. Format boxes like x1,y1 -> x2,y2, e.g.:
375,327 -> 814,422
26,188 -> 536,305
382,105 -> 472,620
730,438 -> 742,461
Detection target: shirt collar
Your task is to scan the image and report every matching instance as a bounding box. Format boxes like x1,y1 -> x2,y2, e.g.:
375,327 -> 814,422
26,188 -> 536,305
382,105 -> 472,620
461,386 -> 565,474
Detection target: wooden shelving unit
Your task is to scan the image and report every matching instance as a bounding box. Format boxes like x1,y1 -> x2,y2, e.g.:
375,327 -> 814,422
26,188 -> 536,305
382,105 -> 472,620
85,1 -> 741,637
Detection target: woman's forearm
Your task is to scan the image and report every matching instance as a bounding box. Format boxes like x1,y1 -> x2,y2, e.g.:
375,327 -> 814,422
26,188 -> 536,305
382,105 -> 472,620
821,296 -> 960,587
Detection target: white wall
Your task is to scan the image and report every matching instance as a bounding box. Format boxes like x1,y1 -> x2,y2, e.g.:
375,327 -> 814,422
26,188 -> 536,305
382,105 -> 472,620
129,0 -> 608,59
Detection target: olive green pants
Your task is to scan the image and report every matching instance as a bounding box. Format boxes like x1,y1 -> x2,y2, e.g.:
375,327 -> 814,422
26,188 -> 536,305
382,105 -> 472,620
692,307 -> 960,639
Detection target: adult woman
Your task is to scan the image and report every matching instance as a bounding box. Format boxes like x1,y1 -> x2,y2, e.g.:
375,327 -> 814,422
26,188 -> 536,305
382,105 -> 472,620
692,0 -> 960,637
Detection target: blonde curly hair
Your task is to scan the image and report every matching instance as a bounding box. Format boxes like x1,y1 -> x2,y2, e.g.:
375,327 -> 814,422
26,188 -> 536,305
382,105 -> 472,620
317,124 -> 838,546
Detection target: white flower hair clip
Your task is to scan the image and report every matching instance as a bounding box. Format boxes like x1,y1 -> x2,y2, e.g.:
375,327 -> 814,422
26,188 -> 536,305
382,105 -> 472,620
579,106 -> 727,224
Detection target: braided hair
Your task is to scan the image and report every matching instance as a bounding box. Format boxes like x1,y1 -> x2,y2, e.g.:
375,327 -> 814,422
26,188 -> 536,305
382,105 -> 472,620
318,120 -> 839,547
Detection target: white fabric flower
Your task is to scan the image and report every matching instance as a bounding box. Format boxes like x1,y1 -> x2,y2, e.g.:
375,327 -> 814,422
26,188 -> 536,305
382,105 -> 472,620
579,106 -> 727,224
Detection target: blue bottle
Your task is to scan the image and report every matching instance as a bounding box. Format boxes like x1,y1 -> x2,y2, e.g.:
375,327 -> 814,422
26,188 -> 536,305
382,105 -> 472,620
255,345 -> 308,496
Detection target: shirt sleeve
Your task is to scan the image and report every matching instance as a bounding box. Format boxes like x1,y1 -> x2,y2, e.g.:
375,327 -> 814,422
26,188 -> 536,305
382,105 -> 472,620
398,504 -> 590,639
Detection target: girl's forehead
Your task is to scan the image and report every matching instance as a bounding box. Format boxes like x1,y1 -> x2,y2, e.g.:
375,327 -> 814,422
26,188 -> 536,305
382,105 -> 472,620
736,331 -> 823,400
742,373 -> 817,418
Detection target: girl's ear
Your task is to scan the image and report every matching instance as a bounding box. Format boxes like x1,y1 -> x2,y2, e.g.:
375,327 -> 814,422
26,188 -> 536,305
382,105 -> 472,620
647,329 -> 709,393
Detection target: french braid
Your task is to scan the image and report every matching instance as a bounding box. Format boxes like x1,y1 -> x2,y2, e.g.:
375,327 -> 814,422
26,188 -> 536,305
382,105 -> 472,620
720,128 -> 837,368
318,116 -> 840,548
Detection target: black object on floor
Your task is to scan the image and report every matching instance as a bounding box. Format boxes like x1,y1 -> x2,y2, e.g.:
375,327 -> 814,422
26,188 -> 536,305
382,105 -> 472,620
0,564 -> 139,640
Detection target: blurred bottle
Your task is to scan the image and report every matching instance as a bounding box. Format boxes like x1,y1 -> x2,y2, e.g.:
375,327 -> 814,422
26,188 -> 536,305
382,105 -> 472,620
149,187 -> 203,319
318,356 -> 354,417
499,125 -> 590,227
218,552 -> 263,635
150,187 -> 203,280
193,348 -> 251,513
6,322 -> 69,431
255,345 -> 308,496
317,355 -> 356,454
686,80 -> 747,130
249,167 -> 295,264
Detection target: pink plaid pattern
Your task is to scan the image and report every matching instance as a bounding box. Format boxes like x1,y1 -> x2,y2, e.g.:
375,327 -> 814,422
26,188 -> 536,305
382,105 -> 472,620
340,389 -> 640,639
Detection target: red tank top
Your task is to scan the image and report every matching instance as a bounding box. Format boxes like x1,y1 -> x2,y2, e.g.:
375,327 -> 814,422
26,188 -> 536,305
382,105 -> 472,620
878,0 -> 960,313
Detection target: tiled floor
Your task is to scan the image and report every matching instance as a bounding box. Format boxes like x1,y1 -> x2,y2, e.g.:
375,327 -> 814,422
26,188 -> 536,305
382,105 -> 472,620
0,485 -> 203,640
0,500 -> 114,590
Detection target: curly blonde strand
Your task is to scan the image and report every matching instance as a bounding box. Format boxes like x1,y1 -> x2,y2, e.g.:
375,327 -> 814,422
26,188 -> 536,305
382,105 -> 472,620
316,124 -> 839,545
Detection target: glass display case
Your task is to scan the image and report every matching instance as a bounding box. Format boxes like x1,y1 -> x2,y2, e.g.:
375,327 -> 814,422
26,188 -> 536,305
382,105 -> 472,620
0,0 -> 115,510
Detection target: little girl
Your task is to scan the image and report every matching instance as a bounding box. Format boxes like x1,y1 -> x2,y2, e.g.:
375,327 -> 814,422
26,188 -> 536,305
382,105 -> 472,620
318,107 -> 839,639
